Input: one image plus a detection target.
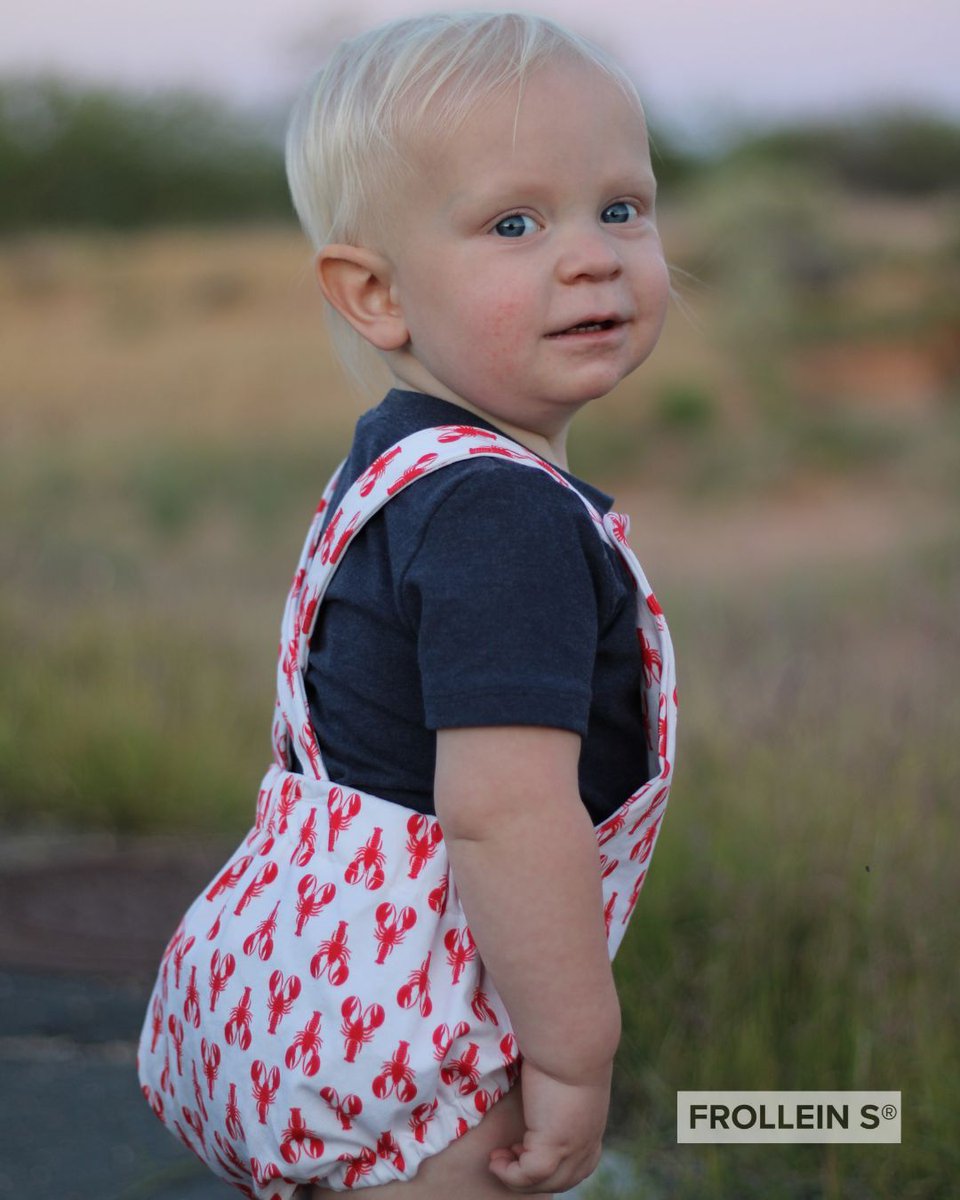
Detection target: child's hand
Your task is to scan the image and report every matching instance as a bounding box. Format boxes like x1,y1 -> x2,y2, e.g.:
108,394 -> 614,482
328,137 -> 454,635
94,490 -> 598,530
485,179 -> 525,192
487,1057 -> 612,1194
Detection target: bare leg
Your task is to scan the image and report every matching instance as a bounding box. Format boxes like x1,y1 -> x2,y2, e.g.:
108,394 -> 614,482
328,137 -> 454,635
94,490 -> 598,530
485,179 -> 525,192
308,1086 -> 553,1199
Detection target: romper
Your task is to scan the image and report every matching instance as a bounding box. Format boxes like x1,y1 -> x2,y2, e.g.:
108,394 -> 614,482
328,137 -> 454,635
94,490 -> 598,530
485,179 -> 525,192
137,423 -> 678,1196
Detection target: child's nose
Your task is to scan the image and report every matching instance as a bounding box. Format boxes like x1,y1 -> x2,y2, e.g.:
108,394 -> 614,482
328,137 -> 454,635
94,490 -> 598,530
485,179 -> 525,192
555,225 -> 623,283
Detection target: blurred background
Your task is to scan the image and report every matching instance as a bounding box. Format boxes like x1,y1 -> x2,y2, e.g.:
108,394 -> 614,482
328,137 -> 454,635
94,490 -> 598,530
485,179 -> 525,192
1,1 -> 958,1197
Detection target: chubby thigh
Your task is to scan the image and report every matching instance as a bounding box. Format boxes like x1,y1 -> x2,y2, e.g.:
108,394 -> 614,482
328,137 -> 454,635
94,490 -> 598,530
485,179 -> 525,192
307,1085 -> 551,1199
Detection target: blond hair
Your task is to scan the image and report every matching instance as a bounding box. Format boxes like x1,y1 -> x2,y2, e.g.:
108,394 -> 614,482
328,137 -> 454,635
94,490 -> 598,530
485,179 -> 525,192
285,11 -> 645,393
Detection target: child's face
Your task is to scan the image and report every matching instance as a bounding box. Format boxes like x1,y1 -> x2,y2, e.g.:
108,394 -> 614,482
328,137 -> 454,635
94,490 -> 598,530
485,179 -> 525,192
380,58 -> 670,434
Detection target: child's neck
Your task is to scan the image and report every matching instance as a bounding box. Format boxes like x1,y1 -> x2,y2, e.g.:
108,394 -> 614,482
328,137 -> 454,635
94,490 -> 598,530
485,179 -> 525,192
389,372 -> 570,470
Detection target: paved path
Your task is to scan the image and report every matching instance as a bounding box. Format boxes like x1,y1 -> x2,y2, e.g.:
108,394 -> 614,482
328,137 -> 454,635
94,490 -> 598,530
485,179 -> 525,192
0,833 -> 239,1200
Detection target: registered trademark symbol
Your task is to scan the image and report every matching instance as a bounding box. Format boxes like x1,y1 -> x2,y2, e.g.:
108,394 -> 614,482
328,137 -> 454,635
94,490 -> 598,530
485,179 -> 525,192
881,1104 -> 897,1120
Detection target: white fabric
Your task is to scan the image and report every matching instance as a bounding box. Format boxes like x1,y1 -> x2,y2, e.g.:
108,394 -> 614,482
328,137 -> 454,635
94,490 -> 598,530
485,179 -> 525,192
137,423 -> 678,1195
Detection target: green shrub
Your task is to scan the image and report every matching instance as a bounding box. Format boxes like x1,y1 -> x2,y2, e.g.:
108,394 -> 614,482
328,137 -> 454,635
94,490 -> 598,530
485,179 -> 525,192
0,77 -> 290,230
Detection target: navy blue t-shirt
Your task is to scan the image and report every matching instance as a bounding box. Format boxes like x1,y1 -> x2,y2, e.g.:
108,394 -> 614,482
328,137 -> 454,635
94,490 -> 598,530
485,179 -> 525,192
296,389 -> 653,825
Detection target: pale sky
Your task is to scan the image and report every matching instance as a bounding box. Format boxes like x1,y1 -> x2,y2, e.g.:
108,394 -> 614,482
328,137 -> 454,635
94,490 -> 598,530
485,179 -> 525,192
3,0 -> 958,144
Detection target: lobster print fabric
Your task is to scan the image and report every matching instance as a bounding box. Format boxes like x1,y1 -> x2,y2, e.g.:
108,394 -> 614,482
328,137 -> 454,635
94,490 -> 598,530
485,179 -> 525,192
137,424 -> 678,1196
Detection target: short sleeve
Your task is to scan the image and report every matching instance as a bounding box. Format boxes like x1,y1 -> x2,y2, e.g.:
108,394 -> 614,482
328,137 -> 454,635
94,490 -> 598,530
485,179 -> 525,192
399,465 -> 602,734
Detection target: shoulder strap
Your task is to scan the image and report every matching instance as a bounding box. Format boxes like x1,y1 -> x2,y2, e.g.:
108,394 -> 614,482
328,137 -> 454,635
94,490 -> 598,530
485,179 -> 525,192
273,424 -> 616,779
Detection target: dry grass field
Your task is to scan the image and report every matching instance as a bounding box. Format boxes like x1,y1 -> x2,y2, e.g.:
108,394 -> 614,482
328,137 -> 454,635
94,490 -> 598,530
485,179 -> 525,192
1,184 -> 958,1195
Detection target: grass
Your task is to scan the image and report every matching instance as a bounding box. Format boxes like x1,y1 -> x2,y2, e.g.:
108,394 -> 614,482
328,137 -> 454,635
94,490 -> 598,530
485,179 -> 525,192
605,533 -> 960,1198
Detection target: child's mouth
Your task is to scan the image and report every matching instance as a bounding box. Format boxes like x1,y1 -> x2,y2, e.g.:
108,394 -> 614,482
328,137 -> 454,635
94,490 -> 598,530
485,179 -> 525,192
547,318 -> 621,337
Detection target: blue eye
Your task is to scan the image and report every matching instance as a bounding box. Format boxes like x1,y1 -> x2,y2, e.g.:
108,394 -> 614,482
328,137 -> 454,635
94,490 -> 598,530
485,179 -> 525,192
492,213 -> 538,238
601,201 -> 640,224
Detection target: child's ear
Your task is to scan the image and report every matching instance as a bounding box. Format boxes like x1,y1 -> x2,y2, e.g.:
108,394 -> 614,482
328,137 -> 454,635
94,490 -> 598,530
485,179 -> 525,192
314,245 -> 408,352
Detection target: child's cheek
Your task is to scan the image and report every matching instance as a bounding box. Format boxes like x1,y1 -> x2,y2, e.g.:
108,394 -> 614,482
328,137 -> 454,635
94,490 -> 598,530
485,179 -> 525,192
475,292 -> 529,363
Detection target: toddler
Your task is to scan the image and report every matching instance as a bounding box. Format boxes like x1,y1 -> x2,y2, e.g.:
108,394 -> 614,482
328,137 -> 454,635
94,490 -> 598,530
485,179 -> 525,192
138,12 -> 678,1199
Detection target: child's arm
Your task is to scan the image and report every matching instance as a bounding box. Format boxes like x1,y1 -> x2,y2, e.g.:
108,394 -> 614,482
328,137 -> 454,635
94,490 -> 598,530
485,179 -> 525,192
434,725 -> 621,1193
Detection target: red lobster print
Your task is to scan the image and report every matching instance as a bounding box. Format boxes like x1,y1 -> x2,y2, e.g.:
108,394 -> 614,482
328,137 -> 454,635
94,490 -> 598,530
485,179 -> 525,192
206,856 -> 253,903
338,1146 -> 377,1189
200,1038 -> 221,1101
142,1082 -> 164,1122
409,1098 -> 439,1144
600,853 -> 620,880
252,781 -> 274,834
294,874 -> 336,937
327,787 -> 362,851
280,1107 -> 324,1164
253,823 -> 276,859
608,511 -> 630,543
622,869 -> 647,925
291,806 -> 318,867
297,588 -> 320,640
628,785 -> 669,835
271,708 -> 289,769
500,1033 -> 521,1085
276,773 -> 302,833
436,425 -> 497,443
281,636 -> 300,696
603,892 -> 618,937
471,986 -> 498,1025
191,1059 -> 208,1122
444,926 -> 476,984
340,996 -> 385,1063
386,452 -> 439,496
242,900 -> 280,961
212,1134 -> 253,1195
376,1130 -> 406,1174
467,444 -> 526,464
323,510 -> 361,566
372,1040 -> 418,1103
208,950 -> 236,1012
219,1143 -> 254,1191
440,1043 -> 481,1096
428,875 -> 448,915
373,902 -> 417,964
320,1086 -> 363,1131
597,810 -> 626,848
250,1060 -> 280,1124
630,817 -> 662,865
311,919 -> 351,986
206,904 -> 226,941
225,1082 -> 244,1142
358,444 -> 402,496
469,443 -> 568,486
285,1010 -> 323,1077
233,861 -> 278,917
345,827 -> 386,890
172,933 -> 195,989
182,1105 -> 207,1154
397,953 -> 432,1018
266,970 -> 302,1035
297,723 -> 323,778
432,1021 -> 470,1063
167,1014 -> 185,1076
183,965 -> 201,1028
658,693 -> 669,767
250,1157 -> 281,1191
150,995 -> 164,1053
405,814 -> 444,878
224,986 -> 253,1051
638,628 -> 663,687
474,1085 -> 504,1114
317,508 -> 343,563
289,565 -> 306,609
307,512 -> 326,559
